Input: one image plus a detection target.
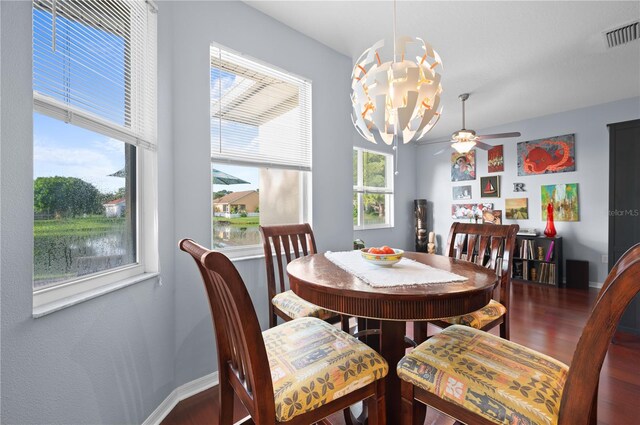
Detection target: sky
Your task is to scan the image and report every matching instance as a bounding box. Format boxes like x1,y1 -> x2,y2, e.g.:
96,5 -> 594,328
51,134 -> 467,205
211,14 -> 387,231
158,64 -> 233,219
34,113 -> 126,194
33,8 -> 262,196
33,8 -> 127,194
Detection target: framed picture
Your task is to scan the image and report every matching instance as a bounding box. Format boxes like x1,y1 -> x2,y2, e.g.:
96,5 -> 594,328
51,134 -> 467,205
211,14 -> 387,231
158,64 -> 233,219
451,150 -> 476,182
452,185 -> 472,200
480,176 -> 501,198
505,198 -> 529,219
451,203 -> 493,221
487,145 -> 504,173
483,209 -> 502,225
541,183 -> 579,221
517,134 -> 576,176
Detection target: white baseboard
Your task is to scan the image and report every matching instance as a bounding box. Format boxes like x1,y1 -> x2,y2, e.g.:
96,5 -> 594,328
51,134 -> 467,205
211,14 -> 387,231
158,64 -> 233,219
590,281 -> 603,289
142,372 -> 219,425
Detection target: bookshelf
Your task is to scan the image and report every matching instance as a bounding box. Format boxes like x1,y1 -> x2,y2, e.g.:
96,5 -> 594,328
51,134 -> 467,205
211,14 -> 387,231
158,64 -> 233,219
512,236 -> 563,287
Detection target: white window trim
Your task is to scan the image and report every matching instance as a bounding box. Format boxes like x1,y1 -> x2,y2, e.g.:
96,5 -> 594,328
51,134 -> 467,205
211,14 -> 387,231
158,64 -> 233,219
353,147 -> 394,231
33,148 -> 159,315
32,1 -> 158,315
210,42 -> 313,258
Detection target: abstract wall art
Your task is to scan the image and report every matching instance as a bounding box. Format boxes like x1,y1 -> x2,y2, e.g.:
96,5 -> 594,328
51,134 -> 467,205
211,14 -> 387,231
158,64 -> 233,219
451,150 -> 476,182
487,144 -> 504,173
517,134 -> 575,176
541,183 -> 579,221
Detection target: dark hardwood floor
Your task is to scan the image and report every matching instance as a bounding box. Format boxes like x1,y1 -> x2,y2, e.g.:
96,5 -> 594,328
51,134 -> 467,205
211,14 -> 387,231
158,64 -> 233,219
162,281 -> 640,425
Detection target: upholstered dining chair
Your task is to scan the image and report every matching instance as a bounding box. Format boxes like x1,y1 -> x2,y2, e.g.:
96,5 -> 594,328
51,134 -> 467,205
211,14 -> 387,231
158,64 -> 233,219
180,239 -> 388,425
259,223 -> 346,330
397,243 -> 640,425
413,222 -> 519,344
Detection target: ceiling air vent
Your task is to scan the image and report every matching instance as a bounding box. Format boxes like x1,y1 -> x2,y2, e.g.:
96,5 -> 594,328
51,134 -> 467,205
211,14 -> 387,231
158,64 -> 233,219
604,21 -> 639,48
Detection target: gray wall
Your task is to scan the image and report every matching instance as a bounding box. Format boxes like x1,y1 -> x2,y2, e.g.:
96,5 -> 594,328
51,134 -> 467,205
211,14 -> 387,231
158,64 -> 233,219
416,97 -> 640,284
168,1 -> 355,387
1,2 -> 176,424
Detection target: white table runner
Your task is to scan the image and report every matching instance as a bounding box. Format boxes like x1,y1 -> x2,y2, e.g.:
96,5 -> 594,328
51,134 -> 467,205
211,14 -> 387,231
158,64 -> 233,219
325,251 -> 468,288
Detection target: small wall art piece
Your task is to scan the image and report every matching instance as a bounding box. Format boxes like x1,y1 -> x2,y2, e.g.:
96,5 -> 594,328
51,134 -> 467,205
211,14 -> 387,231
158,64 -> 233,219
452,203 -> 493,221
483,209 -> 502,224
541,183 -> 579,221
452,185 -> 472,200
480,175 -> 501,198
451,150 -> 476,182
517,133 -> 575,176
487,145 -> 504,173
505,198 -> 529,219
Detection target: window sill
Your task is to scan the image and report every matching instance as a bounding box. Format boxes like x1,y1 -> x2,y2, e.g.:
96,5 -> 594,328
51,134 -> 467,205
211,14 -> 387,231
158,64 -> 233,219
354,224 -> 394,231
33,272 -> 160,318
217,244 -> 266,262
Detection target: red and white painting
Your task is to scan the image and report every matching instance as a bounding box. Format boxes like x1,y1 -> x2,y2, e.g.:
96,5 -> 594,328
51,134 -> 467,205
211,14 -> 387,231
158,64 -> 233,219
517,134 -> 575,176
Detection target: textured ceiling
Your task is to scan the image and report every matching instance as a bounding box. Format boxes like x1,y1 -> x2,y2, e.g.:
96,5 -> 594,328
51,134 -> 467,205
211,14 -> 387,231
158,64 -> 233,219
245,1 -> 640,142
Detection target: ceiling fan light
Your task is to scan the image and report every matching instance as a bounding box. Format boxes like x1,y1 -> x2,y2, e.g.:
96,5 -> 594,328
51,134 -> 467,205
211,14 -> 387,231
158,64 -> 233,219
451,140 -> 476,154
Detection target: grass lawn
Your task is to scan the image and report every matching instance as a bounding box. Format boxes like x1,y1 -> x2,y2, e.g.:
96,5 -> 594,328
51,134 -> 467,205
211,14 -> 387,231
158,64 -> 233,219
213,216 -> 259,226
34,216 -> 126,237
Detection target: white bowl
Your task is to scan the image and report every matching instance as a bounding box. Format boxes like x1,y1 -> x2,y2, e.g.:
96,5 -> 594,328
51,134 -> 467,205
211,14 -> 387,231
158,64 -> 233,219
360,248 -> 404,267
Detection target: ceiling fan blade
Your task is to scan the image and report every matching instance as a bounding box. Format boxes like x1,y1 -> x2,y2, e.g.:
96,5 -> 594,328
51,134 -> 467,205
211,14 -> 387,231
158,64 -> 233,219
475,141 -> 494,150
433,147 -> 447,156
476,132 -> 521,140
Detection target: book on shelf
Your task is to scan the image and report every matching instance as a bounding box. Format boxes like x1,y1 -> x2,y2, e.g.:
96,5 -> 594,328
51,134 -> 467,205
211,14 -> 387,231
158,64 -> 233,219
545,240 -> 555,262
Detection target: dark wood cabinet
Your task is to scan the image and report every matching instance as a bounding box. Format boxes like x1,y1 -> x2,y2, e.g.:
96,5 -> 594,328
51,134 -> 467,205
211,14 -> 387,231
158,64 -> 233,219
512,235 -> 563,287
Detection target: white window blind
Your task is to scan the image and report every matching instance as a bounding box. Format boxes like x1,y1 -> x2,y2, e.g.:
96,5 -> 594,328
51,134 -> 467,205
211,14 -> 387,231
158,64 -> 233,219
33,0 -> 157,150
210,45 -> 312,171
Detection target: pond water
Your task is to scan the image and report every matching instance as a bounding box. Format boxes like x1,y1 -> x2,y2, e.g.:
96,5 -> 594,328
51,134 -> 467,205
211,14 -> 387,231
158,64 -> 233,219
34,230 -> 134,289
213,223 -> 261,248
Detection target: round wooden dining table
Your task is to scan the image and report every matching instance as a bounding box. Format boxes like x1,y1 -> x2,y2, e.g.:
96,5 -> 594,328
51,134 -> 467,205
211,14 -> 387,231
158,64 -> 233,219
287,251 -> 498,418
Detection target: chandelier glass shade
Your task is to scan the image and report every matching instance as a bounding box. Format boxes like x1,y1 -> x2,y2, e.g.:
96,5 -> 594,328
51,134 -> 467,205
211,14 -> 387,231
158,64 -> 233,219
451,129 -> 478,153
351,36 -> 443,145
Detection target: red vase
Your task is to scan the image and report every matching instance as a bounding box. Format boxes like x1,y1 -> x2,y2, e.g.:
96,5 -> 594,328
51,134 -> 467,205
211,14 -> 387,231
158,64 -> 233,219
544,203 -> 557,237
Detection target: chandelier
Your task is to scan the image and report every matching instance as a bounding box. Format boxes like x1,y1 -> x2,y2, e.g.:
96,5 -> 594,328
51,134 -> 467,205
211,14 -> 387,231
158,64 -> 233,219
351,2 -> 443,145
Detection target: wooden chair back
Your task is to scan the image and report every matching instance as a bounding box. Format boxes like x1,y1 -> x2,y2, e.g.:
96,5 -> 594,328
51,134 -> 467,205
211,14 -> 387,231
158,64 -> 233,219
179,239 -> 276,423
558,243 -> 640,424
445,222 -> 519,311
259,223 -> 318,327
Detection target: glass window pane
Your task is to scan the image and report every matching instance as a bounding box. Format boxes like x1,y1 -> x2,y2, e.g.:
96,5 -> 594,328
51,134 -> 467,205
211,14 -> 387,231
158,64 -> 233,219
33,113 -> 136,289
353,149 -> 358,186
212,164 -> 307,249
33,7 -> 127,126
353,193 -> 359,226
363,193 -> 387,226
363,151 -> 387,188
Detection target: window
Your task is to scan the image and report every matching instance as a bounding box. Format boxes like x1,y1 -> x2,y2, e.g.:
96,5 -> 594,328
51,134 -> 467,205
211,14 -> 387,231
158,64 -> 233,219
32,0 -> 157,311
210,44 -> 312,257
353,148 -> 394,230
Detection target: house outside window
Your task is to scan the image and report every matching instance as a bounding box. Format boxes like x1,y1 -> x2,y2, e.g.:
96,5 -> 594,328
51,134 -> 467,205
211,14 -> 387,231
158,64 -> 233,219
210,44 -> 312,258
32,0 -> 157,312
353,147 -> 394,230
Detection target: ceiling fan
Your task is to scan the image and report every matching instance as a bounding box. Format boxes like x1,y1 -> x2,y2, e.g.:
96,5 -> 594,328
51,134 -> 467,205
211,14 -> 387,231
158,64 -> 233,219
435,93 -> 521,154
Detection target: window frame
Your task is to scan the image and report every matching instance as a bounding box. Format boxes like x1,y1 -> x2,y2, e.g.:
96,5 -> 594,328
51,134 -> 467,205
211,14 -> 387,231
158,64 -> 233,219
353,147 -> 395,231
210,43 -> 313,259
31,0 -> 158,314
